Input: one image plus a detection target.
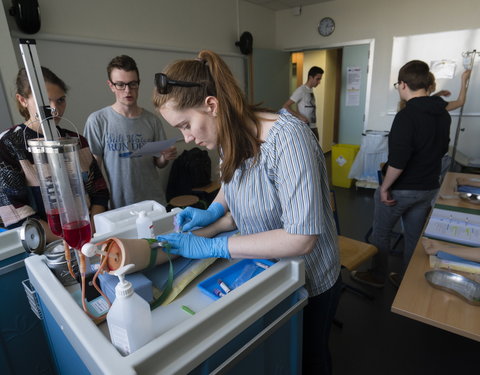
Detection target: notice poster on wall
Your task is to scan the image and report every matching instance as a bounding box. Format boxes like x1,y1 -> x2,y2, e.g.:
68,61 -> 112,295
430,60 -> 456,79
346,66 -> 361,106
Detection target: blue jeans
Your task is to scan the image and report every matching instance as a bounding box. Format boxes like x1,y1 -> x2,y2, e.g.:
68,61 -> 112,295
370,188 -> 438,280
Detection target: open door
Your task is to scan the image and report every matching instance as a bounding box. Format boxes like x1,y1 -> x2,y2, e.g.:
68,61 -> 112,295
338,44 -> 370,145
253,44 -> 370,152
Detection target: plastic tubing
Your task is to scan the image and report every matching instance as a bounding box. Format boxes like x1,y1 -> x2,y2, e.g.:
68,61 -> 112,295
64,240 -> 76,279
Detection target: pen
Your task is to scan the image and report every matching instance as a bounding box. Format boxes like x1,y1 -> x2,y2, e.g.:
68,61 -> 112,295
218,279 -> 231,294
254,261 -> 270,270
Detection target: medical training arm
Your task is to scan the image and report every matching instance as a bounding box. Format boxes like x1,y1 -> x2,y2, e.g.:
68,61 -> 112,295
192,212 -> 237,238
422,237 -> 480,262
282,99 -> 308,123
380,165 -> 403,205
445,70 -> 472,111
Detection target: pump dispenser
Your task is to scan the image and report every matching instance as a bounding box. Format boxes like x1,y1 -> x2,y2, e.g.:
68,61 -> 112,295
136,211 -> 155,239
106,264 -> 153,356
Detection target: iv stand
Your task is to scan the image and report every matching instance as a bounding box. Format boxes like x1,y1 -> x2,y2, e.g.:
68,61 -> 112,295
19,39 -> 58,141
19,38 -> 79,226
450,49 -> 478,171
18,39 -> 91,250
18,39 -> 101,321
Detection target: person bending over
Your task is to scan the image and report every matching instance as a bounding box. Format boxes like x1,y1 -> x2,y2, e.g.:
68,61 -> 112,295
152,51 -> 341,375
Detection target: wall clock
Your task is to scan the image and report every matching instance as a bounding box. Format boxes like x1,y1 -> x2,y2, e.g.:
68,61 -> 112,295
318,17 -> 335,37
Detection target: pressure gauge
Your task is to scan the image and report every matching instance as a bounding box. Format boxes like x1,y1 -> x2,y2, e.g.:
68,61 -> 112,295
318,17 -> 335,37
20,218 -> 46,254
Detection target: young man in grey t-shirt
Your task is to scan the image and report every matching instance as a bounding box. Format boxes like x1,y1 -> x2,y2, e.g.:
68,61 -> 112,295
84,55 -> 177,209
282,66 -> 324,140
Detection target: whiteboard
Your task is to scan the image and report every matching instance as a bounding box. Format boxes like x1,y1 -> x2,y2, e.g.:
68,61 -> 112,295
388,28 -> 480,162
388,28 -> 480,114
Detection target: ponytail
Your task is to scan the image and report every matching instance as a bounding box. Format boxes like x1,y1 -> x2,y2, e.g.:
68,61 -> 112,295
153,50 -> 262,183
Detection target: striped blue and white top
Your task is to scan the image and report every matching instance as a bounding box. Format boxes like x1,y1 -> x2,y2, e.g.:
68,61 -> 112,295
223,111 -> 340,297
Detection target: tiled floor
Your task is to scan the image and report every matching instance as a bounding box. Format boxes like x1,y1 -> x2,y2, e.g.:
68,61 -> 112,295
328,173 -> 479,374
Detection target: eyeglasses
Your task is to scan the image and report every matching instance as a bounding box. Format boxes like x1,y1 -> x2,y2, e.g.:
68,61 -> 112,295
393,82 -> 400,89
154,73 -> 202,94
111,80 -> 140,90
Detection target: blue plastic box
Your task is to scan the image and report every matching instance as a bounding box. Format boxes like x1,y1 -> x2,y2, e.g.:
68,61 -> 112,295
198,259 -> 275,300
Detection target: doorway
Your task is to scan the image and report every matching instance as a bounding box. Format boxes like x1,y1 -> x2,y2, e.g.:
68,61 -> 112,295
288,43 -> 371,152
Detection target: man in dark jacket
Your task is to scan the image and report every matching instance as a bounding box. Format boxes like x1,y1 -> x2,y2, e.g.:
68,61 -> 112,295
351,60 -> 451,288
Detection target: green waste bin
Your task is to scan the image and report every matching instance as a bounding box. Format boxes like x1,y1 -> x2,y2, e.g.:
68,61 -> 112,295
332,144 -> 360,188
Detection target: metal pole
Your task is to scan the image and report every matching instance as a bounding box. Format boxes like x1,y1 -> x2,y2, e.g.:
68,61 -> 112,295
18,39 -> 58,141
450,50 -> 476,171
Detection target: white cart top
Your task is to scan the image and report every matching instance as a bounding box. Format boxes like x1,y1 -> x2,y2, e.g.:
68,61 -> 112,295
25,203 -> 305,374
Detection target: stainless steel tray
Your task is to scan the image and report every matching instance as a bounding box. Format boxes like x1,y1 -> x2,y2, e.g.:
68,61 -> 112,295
425,270 -> 480,306
458,192 -> 480,204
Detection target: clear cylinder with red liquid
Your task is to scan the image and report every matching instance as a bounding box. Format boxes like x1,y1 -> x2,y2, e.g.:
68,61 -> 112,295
28,139 -> 63,236
31,138 -> 92,249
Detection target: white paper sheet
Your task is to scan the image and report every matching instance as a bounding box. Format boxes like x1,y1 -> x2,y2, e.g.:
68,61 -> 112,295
346,66 -> 361,106
130,138 -> 178,157
430,60 -> 456,79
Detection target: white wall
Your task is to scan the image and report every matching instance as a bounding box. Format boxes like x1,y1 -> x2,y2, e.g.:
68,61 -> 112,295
2,0 -> 275,52
275,0 -> 480,135
0,0 -> 277,194
0,0 -> 276,126
3,0 -> 480,159
0,0 -> 19,122
389,29 -> 480,162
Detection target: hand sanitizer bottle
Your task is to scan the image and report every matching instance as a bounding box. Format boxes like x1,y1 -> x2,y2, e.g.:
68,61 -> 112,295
136,211 -> 155,239
107,264 -> 153,356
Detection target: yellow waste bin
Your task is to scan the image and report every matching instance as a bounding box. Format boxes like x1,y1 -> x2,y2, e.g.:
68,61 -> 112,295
332,144 -> 360,188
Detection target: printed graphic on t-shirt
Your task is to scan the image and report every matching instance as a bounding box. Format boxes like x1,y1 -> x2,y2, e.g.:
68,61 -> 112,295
106,133 -> 147,158
305,93 -> 316,123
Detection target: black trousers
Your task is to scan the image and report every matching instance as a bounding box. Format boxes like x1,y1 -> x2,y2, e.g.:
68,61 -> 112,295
302,274 -> 342,375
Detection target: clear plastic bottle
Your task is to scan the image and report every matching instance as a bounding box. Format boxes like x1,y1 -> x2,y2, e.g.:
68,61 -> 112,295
106,264 -> 153,356
136,211 -> 154,239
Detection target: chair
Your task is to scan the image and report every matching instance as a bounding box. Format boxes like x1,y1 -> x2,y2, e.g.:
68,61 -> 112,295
191,180 -> 221,207
330,191 -> 378,301
169,182 -> 221,211
168,195 -> 203,209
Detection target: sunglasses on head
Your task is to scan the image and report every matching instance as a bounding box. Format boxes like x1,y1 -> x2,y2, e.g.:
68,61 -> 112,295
154,73 -> 202,94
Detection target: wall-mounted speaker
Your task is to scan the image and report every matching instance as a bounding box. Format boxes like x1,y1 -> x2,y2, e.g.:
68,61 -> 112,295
235,31 -> 253,55
9,0 -> 41,34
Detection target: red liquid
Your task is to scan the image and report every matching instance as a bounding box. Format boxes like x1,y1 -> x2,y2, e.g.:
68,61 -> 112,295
47,210 -> 63,237
62,220 -> 92,250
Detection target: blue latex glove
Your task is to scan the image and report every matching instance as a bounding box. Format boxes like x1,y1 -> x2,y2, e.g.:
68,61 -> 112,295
175,202 -> 225,232
157,233 -> 230,259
